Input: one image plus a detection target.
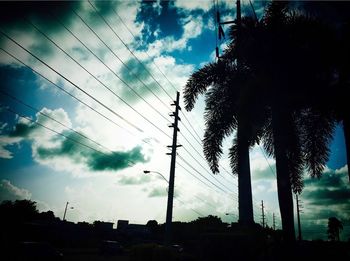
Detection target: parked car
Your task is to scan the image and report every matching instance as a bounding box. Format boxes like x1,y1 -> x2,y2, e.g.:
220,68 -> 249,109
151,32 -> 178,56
99,240 -> 124,255
16,241 -> 63,261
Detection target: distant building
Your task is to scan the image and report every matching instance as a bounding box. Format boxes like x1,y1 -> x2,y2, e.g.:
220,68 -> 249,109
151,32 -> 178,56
116,220 -> 151,239
117,220 -> 129,231
93,221 -> 114,231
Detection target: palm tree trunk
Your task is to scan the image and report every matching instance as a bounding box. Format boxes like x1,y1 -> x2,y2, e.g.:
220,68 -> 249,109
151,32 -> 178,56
237,119 -> 254,225
343,117 -> 350,181
271,107 -> 296,241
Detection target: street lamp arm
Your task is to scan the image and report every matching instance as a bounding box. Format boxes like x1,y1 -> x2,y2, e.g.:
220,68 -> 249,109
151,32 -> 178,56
143,170 -> 169,183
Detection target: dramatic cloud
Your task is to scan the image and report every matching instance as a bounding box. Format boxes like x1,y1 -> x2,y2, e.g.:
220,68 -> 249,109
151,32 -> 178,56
0,179 -> 32,201
0,1 -> 81,30
34,130 -> 149,172
174,0 -> 212,12
300,165 -> 350,240
0,108 -> 149,173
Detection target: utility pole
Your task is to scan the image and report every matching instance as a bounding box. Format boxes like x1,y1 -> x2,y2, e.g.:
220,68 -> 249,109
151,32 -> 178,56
165,91 -> 181,246
273,213 -> 276,230
235,0 -> 241,69
63,201 -> 69,221
261,200 -> 265,228
215,0 -> 240,59
296,194 -> 303,241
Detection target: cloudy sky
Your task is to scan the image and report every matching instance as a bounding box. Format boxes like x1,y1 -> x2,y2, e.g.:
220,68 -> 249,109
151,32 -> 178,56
0,0 -> 349,241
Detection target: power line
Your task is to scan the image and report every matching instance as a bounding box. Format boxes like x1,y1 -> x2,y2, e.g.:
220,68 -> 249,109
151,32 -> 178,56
2,106 -> 109,157
0,48 -> 142,141
50,11 -> 171,125
179,133 -> 236,187
81,4 -> 238,192
105,2 -> 239,187
0,90 -> 113,154
111,5 -> 178,93
177,160 -> 237,202
0,45 -> 236,205
258,144 -> 276,177
88,0 -> 174,104
71,8 -> 171,113
22,19 -> 172,140
177,155 -> 233,195
0,29 -> 145,134
174,197 -> 205,218
180,144 -> 235,193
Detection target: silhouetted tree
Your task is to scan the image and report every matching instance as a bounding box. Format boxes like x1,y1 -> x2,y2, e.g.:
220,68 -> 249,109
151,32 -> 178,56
185,1 -> 338,242
184,60 -> 259,226
302,1 -> 350,181
190,215 -> 227,233
327,217 -> 343,241
0,199 -> 39,223
146,220 -> 158,236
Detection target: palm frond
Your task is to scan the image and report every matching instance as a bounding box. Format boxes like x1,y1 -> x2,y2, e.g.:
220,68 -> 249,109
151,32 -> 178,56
203,80 -> 238,173
184,62 -> 226,111
287,114 -> 304,194
299,108 -> 336,178
228,136 -> 239,175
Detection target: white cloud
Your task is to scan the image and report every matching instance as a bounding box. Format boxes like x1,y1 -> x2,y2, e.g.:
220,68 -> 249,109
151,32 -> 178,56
0,179 -> 32,201
0,136 -> 23,159
144,15 -> 204,55
174,0 -> 212,12
152,0 -> 163,16
183,16 -> 203,39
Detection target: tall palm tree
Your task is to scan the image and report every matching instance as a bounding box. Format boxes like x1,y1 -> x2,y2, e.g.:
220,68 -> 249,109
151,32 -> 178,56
184,59 -> 260,225
236,2 -> 338,241
184,2 -> 338,241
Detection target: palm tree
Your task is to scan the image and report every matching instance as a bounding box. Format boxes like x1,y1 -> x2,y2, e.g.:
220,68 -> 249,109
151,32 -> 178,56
184,2 -> 338,241
184,59 -> 259,226
327,217 -> 343,241
236,2 -> 338,241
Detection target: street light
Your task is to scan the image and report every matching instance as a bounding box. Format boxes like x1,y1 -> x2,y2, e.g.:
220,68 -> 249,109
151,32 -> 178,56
143,170 -> 168,183
63,201 -> 74,221
143,170 -> 174,245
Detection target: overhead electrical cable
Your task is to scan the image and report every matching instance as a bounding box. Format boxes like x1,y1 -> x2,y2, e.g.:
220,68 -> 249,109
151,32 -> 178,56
88,0 -> 174,105
49,11 -> 171,124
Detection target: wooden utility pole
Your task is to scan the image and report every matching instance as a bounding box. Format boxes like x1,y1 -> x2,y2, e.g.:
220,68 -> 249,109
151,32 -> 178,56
261,200 -> 265,228
273,213 -> 276,230
296,194 -> 302,241
63,201 -> 69,221
165,91 -> 181,246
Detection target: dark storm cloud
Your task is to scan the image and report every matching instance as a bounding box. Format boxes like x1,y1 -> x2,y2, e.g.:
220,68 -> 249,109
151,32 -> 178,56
87,146 -> 148,171
300,166 -> 350,240
303,188 -> 350,206
36,131 -> 148,172
302,167 -> 350,205
304,169 -> 344,188
8,122 -> 39,138
36,132 -> 85,160
1,108 -> 149,171
0,1 -> 83,63
0,1 -> 81,31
